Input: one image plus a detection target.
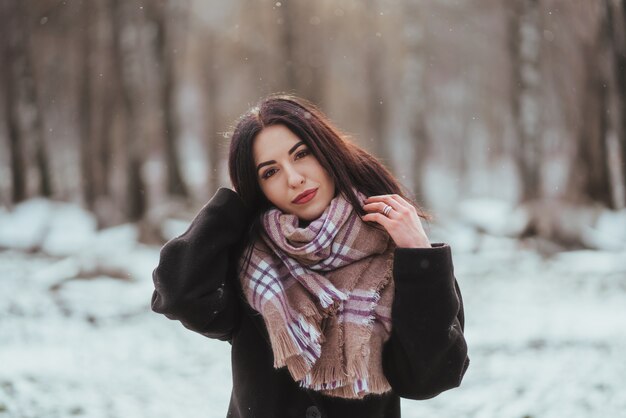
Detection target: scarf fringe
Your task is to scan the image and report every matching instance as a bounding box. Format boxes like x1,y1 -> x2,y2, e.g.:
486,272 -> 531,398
285,354 -> 311,381
301,362 -> 348,390
366,373 -> 392,394
317,285 -> 348,310
319,375 -> 392,399
270,325 -> 302,368
299,373 -> 347,391
298,310 -> 345,390
346,347 -> 370,379
320,379 -> 366,399
271,314 -> 323,369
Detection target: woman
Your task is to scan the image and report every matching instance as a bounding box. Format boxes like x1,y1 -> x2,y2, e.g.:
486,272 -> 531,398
151,93 -> 469,418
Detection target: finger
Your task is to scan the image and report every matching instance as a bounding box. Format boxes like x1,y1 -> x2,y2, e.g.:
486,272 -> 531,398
366,194 -> 408,207
362,202 -> 399,219
362,211 -> 393,228
367,195 -> 416,215
364,195 -> 400,210
365,195 -> 411,216
389,194 -> 411,208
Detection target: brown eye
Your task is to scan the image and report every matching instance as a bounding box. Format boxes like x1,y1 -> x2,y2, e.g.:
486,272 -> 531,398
262,168 -> 277,179
295,149 -> 309,159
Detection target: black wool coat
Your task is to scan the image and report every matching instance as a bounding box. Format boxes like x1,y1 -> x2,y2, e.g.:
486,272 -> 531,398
151,187 -> 470,418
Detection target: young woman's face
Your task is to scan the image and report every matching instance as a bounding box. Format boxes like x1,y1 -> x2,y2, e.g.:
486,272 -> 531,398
253,124 -> 336,222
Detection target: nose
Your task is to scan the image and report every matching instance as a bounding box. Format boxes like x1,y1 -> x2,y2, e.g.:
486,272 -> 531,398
284,164 -> 305,188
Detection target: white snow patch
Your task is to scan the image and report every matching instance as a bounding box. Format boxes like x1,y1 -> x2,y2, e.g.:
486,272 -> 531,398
161,218 -> 190,241
0,198 -> 53,250
581,208 -> 626,251
548,249 -> 626,275
55,277 -> 150,320
41,203 -> 97,256
457,198 -> 528,236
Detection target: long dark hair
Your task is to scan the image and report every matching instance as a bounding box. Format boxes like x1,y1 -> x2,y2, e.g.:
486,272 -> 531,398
227,93 -> 432,273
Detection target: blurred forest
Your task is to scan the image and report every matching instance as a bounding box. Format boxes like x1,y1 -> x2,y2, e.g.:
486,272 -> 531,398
1,0 -> 625,249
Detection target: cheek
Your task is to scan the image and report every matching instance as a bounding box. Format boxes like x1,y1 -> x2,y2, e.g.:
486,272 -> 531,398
310,161 -> 330,180
317,165 -> 334,189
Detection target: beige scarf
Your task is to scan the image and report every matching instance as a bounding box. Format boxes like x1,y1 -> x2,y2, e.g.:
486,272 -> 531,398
238,189 -> 396,398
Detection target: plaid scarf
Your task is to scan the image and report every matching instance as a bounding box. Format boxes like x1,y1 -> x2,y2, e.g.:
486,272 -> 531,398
238,188 -> 396,399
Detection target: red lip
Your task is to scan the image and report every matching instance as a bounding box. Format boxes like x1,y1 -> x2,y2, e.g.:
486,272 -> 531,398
292,188 -> 318,204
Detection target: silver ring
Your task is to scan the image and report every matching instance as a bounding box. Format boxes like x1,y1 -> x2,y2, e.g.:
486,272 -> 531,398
382,204 -> 392,217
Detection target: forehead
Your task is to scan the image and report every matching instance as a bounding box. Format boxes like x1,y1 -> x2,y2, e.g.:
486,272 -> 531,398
253,125 -> 302,161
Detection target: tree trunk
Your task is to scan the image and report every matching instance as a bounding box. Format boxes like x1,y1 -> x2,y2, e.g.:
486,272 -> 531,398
365,0 -> 391,167
277,0 -> 297,91
96,2 -> 114,202
621,0 -> 626,199
566,8 -> 614,208
109,0 -> 146,222
79,0 -> 96,211
9,0 -> 53,199
201,32 -> 222,196
96,82 -> 114,199
508,0 -> 543,204
0,0 -> 27,203
298,3 -> 325,106
1,64 -> 26,203
606,0 -> 626,205
150,0 -> 189,199
402,0 -> 429,202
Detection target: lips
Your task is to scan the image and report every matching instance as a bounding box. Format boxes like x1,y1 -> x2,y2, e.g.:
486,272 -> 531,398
292,188 -> 318,204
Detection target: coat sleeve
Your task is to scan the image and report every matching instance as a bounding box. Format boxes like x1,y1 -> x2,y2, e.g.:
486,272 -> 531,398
382,242 -> 470,400
150,187 -> 251,342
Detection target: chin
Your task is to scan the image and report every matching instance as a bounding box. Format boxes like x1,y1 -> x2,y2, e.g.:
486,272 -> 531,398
289,187 -> 334,221
299,201 -> 330,221
295,209 -> 319,222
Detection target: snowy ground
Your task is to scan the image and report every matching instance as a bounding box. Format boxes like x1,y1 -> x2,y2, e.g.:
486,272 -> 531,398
1,198 -> 625,418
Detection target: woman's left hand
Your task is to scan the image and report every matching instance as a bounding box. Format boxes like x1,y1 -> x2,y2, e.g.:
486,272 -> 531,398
362,194 -> 431,248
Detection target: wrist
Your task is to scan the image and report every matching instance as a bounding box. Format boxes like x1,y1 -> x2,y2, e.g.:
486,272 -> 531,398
398,236 -> 431,248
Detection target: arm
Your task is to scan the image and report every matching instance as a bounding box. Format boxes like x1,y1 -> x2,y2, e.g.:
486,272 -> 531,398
150,187 -> 252,342
382,243 -> 470,400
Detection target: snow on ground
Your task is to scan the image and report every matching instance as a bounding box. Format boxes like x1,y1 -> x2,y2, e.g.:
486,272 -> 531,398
1,198 -> 625,418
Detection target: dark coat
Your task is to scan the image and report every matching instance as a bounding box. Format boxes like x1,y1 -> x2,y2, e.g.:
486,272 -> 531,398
151,188 -> 470,418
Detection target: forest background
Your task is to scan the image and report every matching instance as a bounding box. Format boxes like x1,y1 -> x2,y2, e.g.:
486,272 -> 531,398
2,0 -> 626,243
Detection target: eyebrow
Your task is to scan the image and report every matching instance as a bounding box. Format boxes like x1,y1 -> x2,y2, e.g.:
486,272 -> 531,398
256,141 -> 305,173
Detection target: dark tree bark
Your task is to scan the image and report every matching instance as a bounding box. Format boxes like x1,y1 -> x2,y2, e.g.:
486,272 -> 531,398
277,0 -> 297,91
567,6 -> 614,208
17,1 -> 52,198
0,0 -> 27,203
606,0 -> 626,202
621,0 -> 626,197
296,3 -> 325,106
402,0 -> 429,202
508,0 -> 543,203
148,0 -> 189,199
96,1 -> 115,201
1,0 -> 53,201
79,0 -> 97,211
365,0 -> 391,167
96,79 -> 114,199
109,0 -> 147,222
201,32 -> 222,196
